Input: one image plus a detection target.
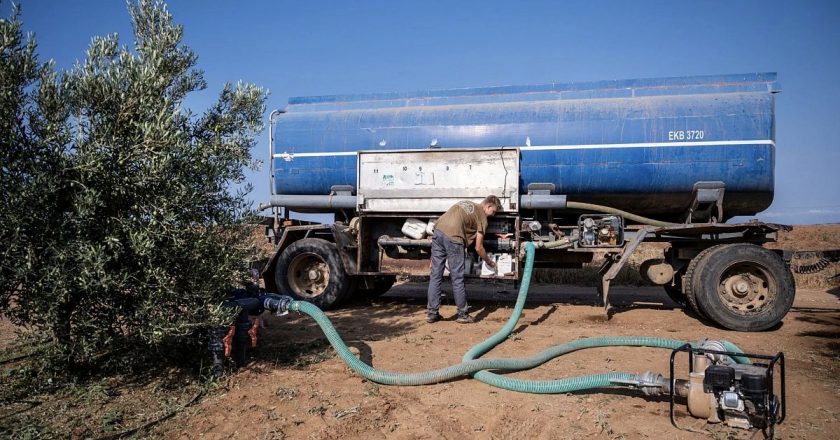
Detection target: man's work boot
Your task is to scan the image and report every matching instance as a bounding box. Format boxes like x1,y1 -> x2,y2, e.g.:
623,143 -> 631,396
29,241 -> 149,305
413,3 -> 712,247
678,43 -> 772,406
456,314 -> 475,324
426,313 -> 443,323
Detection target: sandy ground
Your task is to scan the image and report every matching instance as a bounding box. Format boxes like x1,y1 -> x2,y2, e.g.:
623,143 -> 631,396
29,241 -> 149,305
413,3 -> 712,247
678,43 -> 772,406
157,282 -> 840,440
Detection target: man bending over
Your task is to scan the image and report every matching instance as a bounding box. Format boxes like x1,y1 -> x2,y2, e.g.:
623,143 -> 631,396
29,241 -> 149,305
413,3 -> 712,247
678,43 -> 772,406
427,195 -> 502,324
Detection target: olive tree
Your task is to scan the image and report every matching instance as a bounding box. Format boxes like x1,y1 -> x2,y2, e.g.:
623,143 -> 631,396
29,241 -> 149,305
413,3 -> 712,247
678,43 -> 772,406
0,0 -> 267,370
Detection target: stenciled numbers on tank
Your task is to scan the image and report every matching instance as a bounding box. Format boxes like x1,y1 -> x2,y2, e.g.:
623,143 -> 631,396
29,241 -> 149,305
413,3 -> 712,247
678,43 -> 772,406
668,130 -> 705,141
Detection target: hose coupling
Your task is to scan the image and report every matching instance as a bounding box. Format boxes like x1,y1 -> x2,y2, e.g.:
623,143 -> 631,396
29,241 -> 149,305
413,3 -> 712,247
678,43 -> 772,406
520,238 -> 574,258
694,339 -> 730,364
610,371 -> 669,396
260,294 -> 294,316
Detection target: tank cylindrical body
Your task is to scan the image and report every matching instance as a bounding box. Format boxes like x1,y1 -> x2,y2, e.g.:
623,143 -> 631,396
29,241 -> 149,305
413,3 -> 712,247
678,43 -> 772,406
271,73 -> 778,221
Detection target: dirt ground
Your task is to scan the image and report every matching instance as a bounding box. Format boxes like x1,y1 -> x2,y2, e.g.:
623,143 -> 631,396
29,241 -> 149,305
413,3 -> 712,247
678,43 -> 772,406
154,282 -> 840,440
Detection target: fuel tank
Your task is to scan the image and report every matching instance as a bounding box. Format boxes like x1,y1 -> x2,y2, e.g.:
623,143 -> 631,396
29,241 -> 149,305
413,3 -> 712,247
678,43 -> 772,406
271,73 -> 778,221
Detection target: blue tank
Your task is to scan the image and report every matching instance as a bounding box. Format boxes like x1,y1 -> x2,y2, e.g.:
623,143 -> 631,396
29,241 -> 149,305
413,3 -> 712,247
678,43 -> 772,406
271,73 -> 778,220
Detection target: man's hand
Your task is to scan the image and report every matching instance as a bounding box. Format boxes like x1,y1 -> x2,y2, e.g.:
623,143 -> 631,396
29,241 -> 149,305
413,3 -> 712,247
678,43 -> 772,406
475,232 -> 494,267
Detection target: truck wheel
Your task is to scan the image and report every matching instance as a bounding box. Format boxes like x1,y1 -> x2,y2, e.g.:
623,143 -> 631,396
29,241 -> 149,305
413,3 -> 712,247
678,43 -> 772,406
683,246 -> 717,320
275,238 -> 352,309
359,276 -> 397,297
686,244 -> 795,332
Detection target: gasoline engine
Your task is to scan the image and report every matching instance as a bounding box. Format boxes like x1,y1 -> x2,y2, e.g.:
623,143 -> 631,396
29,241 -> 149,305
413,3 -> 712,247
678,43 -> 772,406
578,214 -> 624,247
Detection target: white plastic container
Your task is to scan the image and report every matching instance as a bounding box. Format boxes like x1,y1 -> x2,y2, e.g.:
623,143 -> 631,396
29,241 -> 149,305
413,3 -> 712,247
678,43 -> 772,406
496,253 -> 514,276
425,218 -> 437,235
402,218 -> 428,239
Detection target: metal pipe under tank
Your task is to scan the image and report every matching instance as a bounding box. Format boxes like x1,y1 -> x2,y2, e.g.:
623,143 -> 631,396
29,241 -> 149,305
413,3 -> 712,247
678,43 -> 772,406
260,194 -> 357,211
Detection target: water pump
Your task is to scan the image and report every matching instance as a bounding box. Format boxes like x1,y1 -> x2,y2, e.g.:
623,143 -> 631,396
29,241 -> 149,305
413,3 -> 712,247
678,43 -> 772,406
669,341 -> 785,433
617,340 -> 785,434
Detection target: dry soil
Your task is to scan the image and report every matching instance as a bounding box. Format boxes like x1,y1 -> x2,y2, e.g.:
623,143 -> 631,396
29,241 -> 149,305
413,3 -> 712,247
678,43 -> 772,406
156,282 -> 839,440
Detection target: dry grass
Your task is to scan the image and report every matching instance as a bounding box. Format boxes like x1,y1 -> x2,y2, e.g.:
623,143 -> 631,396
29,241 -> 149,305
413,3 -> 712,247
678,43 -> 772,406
770,224 -> 840,289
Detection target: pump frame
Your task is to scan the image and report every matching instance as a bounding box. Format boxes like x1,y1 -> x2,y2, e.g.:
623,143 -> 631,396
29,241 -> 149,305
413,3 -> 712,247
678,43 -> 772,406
668,343 -> 785,435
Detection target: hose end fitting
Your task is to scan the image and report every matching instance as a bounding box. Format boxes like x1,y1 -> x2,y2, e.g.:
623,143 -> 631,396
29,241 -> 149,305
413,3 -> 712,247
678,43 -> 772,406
694,339 -> 731,364
611,371 -> 669,396
260,294 -> 294,316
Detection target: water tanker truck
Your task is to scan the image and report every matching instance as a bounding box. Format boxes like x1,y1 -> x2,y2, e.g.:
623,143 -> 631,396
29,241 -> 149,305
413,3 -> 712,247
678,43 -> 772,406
259,72 -> 795,332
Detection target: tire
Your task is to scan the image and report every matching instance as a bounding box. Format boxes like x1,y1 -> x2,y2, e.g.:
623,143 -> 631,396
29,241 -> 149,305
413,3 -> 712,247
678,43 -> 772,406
275,238 -> 352,309
683,246 -> 718,320
359,276 -> 397,297
687,243 -> 795,332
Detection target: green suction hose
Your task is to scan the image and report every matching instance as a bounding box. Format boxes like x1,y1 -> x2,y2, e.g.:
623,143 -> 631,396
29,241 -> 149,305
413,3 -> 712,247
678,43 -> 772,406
283,241 -> 747,393
462,242 -> 743,393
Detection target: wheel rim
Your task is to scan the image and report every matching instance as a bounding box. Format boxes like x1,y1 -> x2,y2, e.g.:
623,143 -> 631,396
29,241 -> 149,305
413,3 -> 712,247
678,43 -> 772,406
718,262 -> 774,314
288,252 -> 330,298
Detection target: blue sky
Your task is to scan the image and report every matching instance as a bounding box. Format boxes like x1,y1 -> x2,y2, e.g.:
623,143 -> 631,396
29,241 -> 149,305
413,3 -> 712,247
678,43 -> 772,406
10,0 -> 840,224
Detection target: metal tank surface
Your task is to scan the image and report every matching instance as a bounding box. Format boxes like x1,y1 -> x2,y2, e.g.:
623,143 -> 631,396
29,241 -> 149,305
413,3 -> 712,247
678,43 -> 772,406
270,73 -> 778,221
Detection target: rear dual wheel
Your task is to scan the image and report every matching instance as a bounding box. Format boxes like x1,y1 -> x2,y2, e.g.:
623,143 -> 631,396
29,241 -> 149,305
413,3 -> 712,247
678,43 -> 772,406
684,244 -> 795,332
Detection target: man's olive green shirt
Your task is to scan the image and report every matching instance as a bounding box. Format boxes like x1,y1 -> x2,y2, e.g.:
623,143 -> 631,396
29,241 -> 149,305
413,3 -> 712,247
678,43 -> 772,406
434,201 -> 488,247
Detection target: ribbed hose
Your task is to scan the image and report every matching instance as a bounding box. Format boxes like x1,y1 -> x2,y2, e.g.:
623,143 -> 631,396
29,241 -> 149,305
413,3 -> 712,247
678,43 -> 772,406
467,337 -> 693,393
284,241 -> 747,392
721,340 -> 750,365
462,242 -> 742,393
462,243 -> 538,362
565,201 -> 675,227
292,300 -> 577,385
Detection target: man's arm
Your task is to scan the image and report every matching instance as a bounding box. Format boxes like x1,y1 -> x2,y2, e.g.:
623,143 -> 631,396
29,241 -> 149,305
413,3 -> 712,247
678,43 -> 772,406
474,232 -> 496,268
